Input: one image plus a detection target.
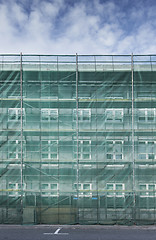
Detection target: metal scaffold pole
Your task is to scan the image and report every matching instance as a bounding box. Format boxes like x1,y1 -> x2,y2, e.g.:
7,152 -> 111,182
20,52 -> 24,224
76,53 -> 79,223
131,53 -> 136,222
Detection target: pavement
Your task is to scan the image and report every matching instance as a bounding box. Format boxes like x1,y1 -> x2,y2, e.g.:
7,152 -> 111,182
0,225 -> 156,240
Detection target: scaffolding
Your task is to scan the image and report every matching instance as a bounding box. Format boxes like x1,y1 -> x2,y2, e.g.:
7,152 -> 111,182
0,54 -> 156,224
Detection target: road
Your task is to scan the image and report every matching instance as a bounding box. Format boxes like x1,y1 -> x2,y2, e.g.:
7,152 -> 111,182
0,225 -> 156,240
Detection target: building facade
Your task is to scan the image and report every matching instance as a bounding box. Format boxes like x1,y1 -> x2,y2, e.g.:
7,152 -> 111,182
0,54 -> 156,224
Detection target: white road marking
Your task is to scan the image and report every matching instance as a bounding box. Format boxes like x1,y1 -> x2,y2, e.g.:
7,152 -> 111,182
44,233 -> 53,235
54,228 -> 61,234
44,227 -> 69,235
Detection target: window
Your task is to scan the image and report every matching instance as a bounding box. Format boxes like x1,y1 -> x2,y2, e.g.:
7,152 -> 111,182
139,184 -> 156,197
41,183 -> 58,196
138,109 -> 155,122
41,109 -> 58,121
138,141 -> 156,160
41,140 -> 58,160
74,140 -> 91,160
8,108 -> 25,121
106,183 -> 125,197
8,183 -> 26,197
106,140 -> 123,161
106,92 -> 123,99
105,109 -> 123,122
73,109 -> 91,121
8,140 -> 25,159
74,183 -> 92,196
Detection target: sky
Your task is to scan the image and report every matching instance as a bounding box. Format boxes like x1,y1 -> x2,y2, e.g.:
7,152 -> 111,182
0,0 -> 156,54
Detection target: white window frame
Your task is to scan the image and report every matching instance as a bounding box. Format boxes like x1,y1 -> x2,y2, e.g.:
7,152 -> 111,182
74,183 -> 92,197
105,109 -> 123,122
41,140 -> 58,160
139,184 -> 156,197
41,108 -> 58,121
41,183 -> 58,196
8,108 -> 25,121
138,141 -> 156,160
8,140 -> 25,160
138,108 -> 156,122
73,109 -> 91,122
106,183 -> 125,197
8,182 -> 26,197
107,96 -> 123,99
106,140 -> 123,161
74,140 -> 91,160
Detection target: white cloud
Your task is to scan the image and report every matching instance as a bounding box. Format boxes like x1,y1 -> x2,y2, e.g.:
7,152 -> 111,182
0,0 -> 155,54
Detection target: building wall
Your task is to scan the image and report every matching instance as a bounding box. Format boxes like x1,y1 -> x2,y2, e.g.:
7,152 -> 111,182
0,55 -> 156,224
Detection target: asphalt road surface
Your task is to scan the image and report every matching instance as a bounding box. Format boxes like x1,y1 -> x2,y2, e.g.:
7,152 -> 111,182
0,225 -> 156,240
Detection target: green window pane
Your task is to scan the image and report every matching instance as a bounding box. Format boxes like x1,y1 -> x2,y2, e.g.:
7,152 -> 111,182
115,111 -> 123,122
139,116 -> 146,121
9,183 -> 16,189
140,185 -> 147,196
51,154 -> 57,159
83,184 -> 90,190
107,154 -> 113,160
116,154 -> 122,160
42,153 -> 49,159
139,154 -> 146,160
51,184 -> 57,190
147,142 -> 154,153
83,154 -> 90,159
106,111 -> 113,121
140,185 -> 146,190
107,184 -> 113,190
107,184 -> 114,195
148,154 -> 155,159
149,185 -> 155,196
116,184 -> 123,190
42,184 -> 49,190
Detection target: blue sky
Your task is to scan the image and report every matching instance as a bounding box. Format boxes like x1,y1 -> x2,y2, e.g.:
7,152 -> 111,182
0,0 -> 156,54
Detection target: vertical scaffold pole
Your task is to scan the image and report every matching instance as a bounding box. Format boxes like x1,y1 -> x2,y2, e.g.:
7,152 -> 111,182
131,53 -> 135,222
76,53 -> 79,223
20,52 -> 23,224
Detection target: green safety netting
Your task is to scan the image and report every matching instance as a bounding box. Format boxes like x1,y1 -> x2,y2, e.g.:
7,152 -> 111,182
0,54 -> 156,225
